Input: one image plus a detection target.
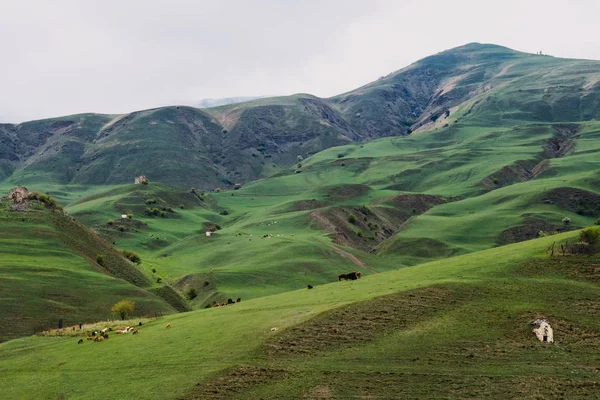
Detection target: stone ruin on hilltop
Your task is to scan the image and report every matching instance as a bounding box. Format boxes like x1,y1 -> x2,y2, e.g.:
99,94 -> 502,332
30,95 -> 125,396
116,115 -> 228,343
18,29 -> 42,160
7,187 -> 29,212
134,175 -> 148,184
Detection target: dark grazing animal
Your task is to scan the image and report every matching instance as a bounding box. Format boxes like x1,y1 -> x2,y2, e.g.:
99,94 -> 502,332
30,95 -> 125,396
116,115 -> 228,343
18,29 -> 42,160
346,272 -> 358,280
307,285 -> 313,289
77,339 -> 84,344
338,274 -> 347,281
236,297 -> 241,303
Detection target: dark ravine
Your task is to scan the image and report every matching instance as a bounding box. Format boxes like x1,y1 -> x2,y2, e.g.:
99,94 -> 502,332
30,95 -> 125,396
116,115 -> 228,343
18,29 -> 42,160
481,124 -> 582,190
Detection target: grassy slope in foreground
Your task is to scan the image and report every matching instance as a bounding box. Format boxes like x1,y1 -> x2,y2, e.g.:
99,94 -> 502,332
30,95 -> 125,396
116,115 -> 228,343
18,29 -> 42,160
1,231 -> 597,399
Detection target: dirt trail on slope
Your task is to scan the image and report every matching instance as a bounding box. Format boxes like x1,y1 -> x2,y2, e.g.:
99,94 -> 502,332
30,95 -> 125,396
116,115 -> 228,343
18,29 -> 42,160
326,244 -> 377,274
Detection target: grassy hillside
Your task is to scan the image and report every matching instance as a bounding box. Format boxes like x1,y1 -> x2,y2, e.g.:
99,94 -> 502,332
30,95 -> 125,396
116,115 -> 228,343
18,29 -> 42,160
0,195 -> 178,341
59,114 -> 600,306
1,231 -> 599,398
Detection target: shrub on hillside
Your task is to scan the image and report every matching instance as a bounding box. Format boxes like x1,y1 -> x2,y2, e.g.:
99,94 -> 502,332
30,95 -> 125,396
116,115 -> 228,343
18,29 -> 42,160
219,210 -> 229,216
28,191 -> 63,210
121,250 -> 141,264
347,213 -> 357,224
562,217 -> 571,225
96,254 -> 105,266
111,300 -> 135,320
187,288 -> 198,300
595,217 -> 600,225
579,227 -> 600,245
145,207 -> 161,217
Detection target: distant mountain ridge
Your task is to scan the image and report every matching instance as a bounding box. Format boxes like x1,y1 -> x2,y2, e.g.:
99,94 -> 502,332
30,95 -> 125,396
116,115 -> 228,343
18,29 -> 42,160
2,43 -> 600,188
196,96 -> 268,108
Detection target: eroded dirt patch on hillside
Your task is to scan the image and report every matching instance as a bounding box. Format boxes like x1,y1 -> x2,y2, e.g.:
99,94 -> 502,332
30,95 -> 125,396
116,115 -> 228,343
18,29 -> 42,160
265,284 -> 474,358
498,218 -> 577,245
481,124 -> 581,190
186,366 -> 289,400
309,194 -> 446,252
288,199 -> 328,212
540,187 -> 600,216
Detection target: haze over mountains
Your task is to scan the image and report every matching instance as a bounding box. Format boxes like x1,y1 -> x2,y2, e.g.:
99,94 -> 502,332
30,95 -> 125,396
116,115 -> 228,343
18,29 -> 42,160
2,43 -> 600,189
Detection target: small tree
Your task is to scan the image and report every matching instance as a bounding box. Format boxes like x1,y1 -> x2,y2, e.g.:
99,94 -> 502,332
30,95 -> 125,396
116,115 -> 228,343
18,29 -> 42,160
121,250 -> 141,264
579,227 -> 600,245
562,217 -> 571,225
96,254 -> 104,266
111,300 -> 135,320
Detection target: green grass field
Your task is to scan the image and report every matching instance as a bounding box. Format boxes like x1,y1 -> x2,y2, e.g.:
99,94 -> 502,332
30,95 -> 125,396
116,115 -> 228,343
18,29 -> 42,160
1,231 -> 599,398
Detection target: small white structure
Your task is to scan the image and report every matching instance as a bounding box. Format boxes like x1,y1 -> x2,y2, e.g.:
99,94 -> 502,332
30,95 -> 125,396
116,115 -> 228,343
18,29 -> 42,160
121,214 -> 128,219
531,319 -> 554,343
134,175 -> 148,184
205,231 -> 212,237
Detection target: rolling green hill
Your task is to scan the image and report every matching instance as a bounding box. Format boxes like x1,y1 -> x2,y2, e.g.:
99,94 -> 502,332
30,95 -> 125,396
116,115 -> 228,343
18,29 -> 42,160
0,193 -> 181,341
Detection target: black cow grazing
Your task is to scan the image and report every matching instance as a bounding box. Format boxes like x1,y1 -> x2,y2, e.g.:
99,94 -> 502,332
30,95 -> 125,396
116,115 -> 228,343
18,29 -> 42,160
338,274 -> 347,281
139,322 -> 143,326
236,297 -> 241,303
227,298 -> 234,304
346,272 -> 358,280
77,339 -> 84,344
307,285 -> 313,289
102,333 -> 109,339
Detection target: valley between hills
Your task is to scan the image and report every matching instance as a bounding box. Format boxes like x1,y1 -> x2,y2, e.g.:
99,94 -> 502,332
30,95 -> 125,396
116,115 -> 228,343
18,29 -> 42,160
1,43 -> 600,399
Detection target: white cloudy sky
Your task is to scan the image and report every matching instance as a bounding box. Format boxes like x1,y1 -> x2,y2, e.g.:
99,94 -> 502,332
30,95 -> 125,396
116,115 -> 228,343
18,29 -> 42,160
1,0 -> 599,122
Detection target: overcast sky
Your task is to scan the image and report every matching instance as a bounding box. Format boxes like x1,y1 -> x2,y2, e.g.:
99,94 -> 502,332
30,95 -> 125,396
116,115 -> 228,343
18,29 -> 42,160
1,0 -> 599,122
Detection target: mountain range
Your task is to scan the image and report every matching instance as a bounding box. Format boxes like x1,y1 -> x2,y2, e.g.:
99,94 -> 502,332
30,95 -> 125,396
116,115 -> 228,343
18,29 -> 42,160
3,42 -> 600,189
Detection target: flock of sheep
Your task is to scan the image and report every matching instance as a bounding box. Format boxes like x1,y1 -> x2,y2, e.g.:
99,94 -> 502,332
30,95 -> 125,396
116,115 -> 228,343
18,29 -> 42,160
77,323 -> 144,344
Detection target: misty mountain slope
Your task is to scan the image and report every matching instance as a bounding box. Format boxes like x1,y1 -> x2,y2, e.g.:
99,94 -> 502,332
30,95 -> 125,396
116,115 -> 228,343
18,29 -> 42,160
2,43 -> 600,189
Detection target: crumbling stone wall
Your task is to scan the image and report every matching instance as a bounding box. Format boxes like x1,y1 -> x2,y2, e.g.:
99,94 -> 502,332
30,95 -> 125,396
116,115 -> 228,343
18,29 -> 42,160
7,187 -> 29,211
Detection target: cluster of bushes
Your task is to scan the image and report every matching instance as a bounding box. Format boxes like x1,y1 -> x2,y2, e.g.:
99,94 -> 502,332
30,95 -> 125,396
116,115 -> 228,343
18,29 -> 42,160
190,188 -> 205,201
145,206 -> 174,218
579,226 -> 600,246
121,250 -> 141,264
28,192 -> 63,210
